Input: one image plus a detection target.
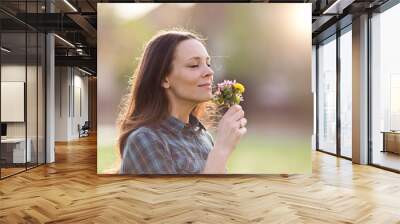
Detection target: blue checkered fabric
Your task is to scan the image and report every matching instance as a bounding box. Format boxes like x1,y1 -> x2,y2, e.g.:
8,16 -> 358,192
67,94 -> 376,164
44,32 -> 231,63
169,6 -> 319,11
120,114 -> 214,174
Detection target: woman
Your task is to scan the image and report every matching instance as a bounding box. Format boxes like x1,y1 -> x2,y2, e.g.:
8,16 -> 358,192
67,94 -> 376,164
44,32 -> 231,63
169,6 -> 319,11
118,29 -> 247,174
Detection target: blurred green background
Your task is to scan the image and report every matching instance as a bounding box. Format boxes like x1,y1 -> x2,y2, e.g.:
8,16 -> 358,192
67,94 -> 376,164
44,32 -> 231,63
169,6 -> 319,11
98,134 -> 311,174
97,3 -> 312,174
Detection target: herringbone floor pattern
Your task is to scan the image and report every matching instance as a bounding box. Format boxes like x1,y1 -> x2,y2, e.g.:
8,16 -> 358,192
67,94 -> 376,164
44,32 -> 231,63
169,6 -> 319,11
1,135 -> 400,223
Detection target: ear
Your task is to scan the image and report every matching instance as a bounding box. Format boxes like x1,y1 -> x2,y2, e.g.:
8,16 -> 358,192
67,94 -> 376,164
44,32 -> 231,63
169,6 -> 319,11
161,76 -> 170,89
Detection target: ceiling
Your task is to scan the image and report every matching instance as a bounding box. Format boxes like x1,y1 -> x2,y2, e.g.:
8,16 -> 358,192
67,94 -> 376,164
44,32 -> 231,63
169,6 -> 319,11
0,0 -> 393,75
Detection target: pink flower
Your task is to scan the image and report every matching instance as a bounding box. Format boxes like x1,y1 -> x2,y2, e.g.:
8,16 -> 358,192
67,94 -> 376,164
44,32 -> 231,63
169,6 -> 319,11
212,79 -> 245,107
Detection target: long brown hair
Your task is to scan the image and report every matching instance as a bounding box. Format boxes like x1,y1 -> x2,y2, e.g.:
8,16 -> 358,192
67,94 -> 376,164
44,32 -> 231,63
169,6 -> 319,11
117,29 -> 216,157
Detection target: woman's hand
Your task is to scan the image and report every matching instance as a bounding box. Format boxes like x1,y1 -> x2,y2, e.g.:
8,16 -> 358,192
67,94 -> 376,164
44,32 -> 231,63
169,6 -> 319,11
214,104 -> 247,157
202,105 -> 247,174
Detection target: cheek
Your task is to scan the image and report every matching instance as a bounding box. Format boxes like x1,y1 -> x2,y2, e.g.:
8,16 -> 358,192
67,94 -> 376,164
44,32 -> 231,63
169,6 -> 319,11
171,69 -> 200,94
169,68 -> 212,102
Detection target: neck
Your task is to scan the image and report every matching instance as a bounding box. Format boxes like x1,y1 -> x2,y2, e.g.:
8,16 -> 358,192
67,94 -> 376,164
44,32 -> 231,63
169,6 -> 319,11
168,96 -> 197,124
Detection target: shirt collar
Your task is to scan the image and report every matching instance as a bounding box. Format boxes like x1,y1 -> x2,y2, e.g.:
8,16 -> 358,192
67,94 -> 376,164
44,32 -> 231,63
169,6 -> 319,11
162,113 -> 206,132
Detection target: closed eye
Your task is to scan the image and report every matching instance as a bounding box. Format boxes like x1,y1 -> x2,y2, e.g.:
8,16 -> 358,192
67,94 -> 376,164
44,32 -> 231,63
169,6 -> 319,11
188,63 -> 211,68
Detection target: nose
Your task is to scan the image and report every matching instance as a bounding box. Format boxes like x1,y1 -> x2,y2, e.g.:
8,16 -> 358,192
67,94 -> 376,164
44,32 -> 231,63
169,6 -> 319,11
202,65 -> 214,78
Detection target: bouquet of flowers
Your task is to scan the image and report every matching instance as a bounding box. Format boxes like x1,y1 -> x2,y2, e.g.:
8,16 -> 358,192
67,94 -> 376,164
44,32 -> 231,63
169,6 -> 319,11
213,80 -> 245,108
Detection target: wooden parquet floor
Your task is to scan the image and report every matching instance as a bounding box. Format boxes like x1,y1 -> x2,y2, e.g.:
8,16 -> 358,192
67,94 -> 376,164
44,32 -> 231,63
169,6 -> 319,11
1,135 -> 400,223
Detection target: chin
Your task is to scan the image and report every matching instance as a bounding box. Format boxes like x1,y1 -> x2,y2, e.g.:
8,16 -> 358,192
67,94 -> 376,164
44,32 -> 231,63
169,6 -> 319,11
193,95 -> 213,103
203,93 -> 213,101
189,91 -> 213,103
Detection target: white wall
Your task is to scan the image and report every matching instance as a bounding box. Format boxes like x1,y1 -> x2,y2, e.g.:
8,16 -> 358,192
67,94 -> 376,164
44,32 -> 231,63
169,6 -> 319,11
73,73 -> 89,137
54,67 -> 89,141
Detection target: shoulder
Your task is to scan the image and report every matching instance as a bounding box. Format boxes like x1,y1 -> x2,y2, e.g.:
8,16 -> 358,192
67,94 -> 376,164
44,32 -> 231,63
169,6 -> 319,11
120,126 -> 176,174
125,126 -> 162,145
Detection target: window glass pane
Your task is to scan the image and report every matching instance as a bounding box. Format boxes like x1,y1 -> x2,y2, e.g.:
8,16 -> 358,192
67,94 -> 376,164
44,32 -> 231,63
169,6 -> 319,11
27,31 -> 38,169
371,3 -> 400,171
0,1 -> 46,179
38,32 -> 45,165
340,28 -> 352,158
318,37 -> 337,154
1,30 -> 27,177
312,45 -> 317,151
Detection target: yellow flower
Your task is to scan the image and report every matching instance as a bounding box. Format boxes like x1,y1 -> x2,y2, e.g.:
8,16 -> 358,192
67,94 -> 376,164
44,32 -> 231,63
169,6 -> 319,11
233,83 -> 245,93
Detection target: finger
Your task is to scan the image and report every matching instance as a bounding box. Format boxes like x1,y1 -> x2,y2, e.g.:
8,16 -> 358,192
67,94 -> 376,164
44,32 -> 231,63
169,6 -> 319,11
226,104 -> 242,116
234,119 -> 241,129
231,109 -> 244,122
233,118 -> 247,130
238,127 -> 247,135
240,118 -> 247,127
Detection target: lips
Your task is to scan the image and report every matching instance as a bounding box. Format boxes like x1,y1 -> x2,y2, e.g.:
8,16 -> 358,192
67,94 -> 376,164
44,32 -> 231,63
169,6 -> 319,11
198,83 -> 211,87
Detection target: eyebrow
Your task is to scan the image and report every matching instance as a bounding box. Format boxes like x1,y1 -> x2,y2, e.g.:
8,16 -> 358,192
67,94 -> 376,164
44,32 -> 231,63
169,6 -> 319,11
187,56 -> 211,61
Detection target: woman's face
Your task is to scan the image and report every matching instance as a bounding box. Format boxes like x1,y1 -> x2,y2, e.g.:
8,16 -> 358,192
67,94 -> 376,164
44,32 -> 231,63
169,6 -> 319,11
163,38 -> 214,104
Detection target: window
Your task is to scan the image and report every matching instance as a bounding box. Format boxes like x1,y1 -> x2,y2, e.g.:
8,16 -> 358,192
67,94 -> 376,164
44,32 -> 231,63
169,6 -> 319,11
371,2 -> 400,171
340,28 -> 352,158
317,36 -> 337,154
0,1 -> 47,179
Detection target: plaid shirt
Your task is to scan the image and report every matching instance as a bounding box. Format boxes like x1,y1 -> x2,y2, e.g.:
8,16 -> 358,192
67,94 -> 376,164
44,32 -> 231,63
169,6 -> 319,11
120,114 -> 214,174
